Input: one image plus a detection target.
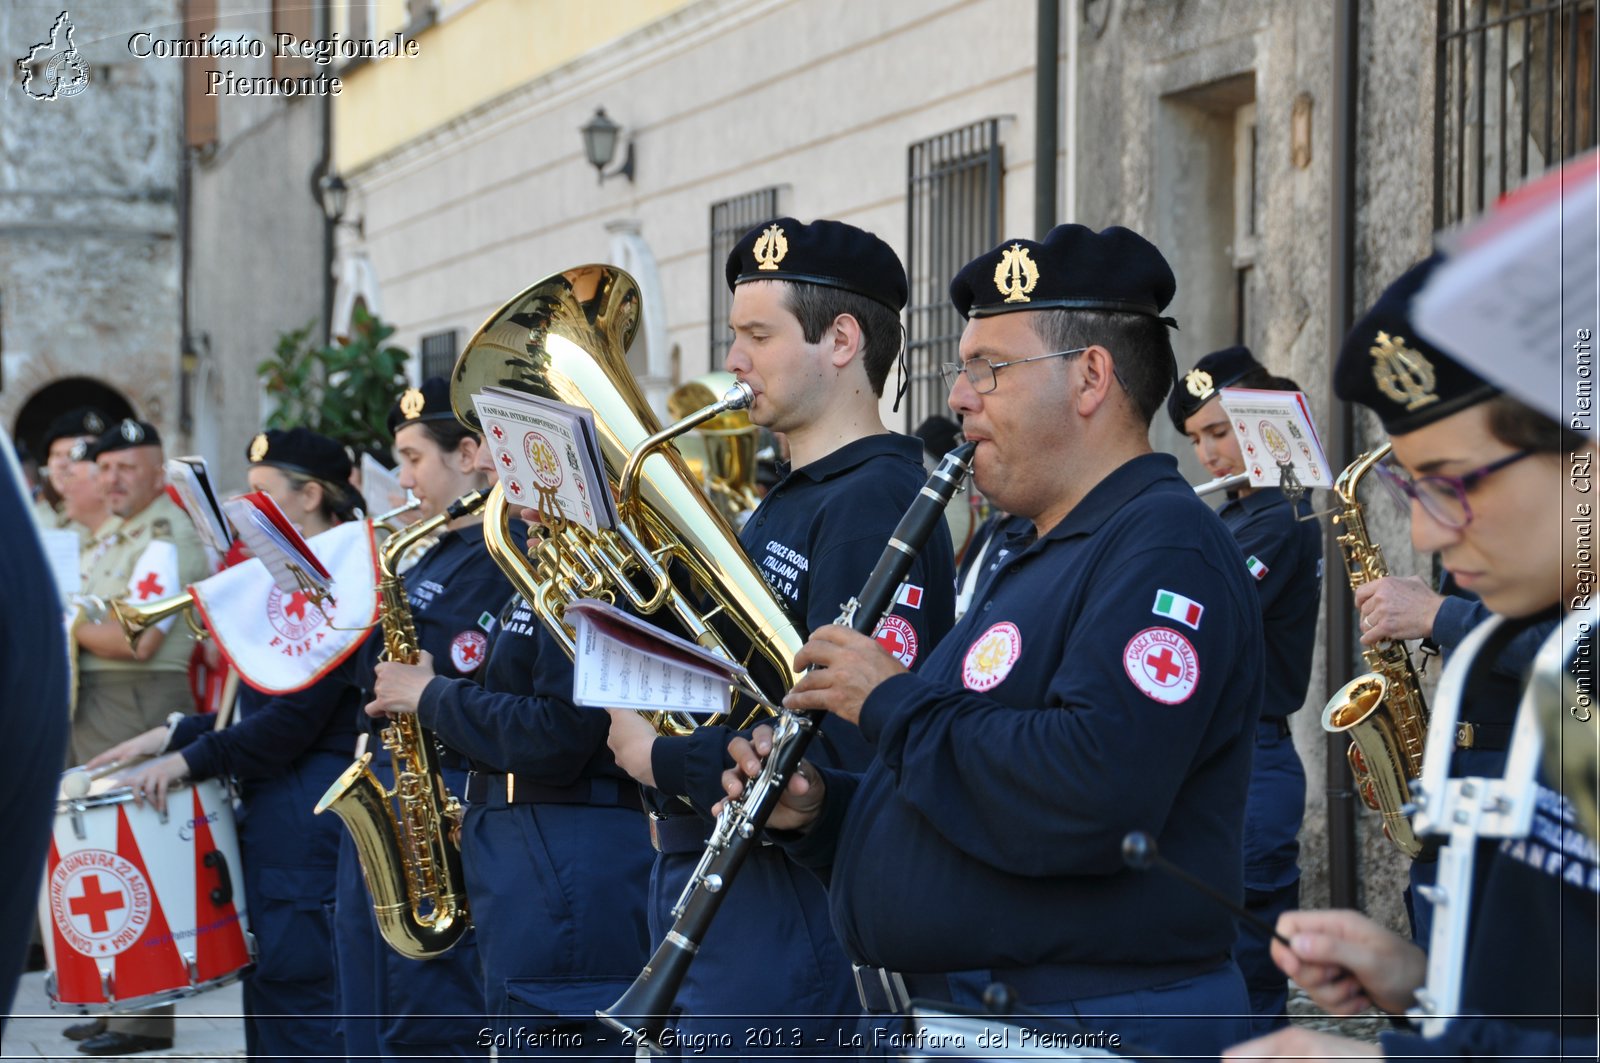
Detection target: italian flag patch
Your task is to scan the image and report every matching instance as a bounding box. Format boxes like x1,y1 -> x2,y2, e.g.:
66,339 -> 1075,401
1152,589 -> 1204,630
1246,555 -> 1270,581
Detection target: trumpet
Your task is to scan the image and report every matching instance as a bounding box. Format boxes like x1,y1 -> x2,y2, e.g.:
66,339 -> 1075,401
74,591 -> 208,650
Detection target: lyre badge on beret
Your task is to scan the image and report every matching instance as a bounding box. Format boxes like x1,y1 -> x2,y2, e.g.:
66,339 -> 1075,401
753,224 -> 789,271
85,412 -> 105,434
1370,331 -> 1439,411
1184,369 -> 1214,399
120,419 -> 144,443
69,440 -> 89,462
249,433 -> 270,462
993,244 -> 1039,304
399,387 -> 426,420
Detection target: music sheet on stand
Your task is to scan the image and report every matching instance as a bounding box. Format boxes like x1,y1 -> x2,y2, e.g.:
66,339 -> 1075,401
568,598 -> 747,717
473,390 -> 616,534
221,492 -> 332,598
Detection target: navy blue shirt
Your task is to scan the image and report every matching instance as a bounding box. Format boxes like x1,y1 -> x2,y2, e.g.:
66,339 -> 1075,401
651,433 -> 957,809
787,452 -> 1264,974
1383,767 -> 1599,1058
1218,488 -> 1322,716
419,593 -> 626,783
351,523 -> 516,751
175,680 -> 361,782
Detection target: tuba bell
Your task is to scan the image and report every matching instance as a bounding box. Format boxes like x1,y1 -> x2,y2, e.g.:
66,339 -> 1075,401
449,265 -> 802,736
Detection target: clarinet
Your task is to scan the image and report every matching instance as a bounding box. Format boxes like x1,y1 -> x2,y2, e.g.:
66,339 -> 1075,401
598,440 -> 978,1053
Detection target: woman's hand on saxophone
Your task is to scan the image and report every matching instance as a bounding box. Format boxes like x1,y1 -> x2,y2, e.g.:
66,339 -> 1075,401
716,724 -> 826,832
1354,575 -> 1445,646
367,650 -> 437,718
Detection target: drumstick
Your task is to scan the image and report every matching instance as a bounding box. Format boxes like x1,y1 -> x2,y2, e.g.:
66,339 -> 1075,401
1121,831 -> 1293,948
60,761 -> 130,800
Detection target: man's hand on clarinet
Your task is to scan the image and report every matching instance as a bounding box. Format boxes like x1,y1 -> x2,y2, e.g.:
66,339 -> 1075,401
783,626 -> 905,726
717,725 -> 826,832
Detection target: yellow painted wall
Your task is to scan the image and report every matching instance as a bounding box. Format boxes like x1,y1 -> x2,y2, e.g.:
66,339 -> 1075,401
335,0 -> 696,173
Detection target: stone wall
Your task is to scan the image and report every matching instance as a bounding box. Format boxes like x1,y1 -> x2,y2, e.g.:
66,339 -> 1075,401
184,0 -> 328,493
1,0 -> 183,451
1078,0 -> 1445,931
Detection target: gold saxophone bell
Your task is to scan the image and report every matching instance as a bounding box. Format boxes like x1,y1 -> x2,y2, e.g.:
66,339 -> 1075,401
449,264 -> 803,736
315,490 -> 485,959
1321,444 -> 1430,858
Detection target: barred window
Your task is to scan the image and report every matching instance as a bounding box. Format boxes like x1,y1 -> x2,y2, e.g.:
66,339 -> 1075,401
419,329 -> 457,383
1435,0 -> 1598,228
905,119 -> 1003,431
708,187 -> 781,367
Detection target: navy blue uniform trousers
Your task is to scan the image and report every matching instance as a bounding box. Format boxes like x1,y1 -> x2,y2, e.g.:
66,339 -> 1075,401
462,799 -> 651,1056
239,749 -> 348,1062
334,756 -> 486,1058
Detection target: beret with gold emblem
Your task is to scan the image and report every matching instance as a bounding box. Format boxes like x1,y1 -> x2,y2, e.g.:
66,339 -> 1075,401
949,223 -> 1178,322
43,406 -> 109,450
1334,254 -> 1499,435
725,217 -> 908,312
247,427 -> 353,486
1167,345 -> 1266,433
386,377 -> 457,437
93,418 -> 162,456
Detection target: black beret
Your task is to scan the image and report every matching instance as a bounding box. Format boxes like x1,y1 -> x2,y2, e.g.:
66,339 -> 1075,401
725,217 -> 908,312
1334,255 -> 1499,435
93,418 -> 161,455
43,406 -> 109,450
386,377 -> 457,437
1168,345 -> 1266,433
247,427 -> 353,486
949,224 -> 1177,322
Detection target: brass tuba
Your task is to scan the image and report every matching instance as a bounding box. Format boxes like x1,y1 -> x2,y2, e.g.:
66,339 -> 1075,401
1321,444 -> 1430,857
314,490 -> 485,959
449,264 -> 801,736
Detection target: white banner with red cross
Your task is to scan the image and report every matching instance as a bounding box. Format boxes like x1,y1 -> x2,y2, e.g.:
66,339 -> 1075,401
189,521 -> 380,695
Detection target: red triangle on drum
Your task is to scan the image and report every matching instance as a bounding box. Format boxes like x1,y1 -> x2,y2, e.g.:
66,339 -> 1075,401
110,806 -> 188,1001
42,835 -> 112,1006
188,788 -> 251,982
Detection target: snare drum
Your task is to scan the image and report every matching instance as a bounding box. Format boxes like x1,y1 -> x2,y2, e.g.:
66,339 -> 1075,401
37,775 -> 255,1012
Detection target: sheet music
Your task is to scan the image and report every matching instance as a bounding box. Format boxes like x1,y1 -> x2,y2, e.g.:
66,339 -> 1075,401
359,452 -> 411,519
1217,387 -> 1333,489
472,390 -> 616,534
221,491 -> 332,597
1416,149 -> 1600,429
568,598 -> 746,716
40,528 -> 81,600
165,457 -> 231,566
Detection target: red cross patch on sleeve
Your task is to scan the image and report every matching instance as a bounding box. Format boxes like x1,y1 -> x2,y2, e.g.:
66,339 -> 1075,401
1122,627 -> 1200,704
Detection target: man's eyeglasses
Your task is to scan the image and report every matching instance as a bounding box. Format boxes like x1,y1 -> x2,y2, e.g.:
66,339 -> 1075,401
939,347 -> 1089,394
1372,450 -> 1534,529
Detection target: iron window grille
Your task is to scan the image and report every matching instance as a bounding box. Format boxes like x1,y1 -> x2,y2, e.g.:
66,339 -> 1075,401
905,119 -> 1003,431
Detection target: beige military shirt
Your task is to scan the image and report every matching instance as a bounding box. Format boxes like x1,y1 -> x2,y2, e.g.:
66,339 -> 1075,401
79,492 -> 209,675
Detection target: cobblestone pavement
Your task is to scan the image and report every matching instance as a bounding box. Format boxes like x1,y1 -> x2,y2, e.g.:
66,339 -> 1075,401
3,971 -> 244,1061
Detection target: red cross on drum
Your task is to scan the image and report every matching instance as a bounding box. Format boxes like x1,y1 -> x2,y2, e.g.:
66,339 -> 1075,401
1122,626 -> 1200,704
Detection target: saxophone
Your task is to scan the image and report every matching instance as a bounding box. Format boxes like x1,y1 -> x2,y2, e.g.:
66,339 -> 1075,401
1320,444 -> 1431,857
314,490 -> 486,959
